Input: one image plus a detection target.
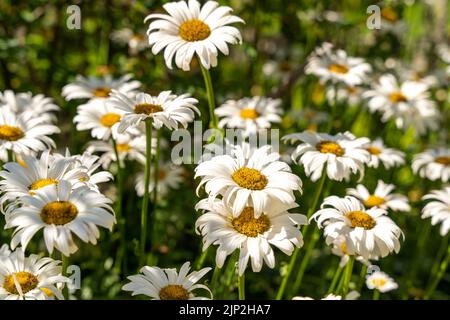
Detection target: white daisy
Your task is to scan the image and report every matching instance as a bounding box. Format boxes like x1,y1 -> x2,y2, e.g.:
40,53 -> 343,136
293,292 -> 360,300
136,162 -> 184,198
366,271 -> 398,293
305,42 -> 371,86
0,106 -> 59,156
109,90 -> 199,132
330,235 -> 373,268
422,187 -> 450,236
5,181 -> 116,256
363,138 -> 405,169
379,6 -> 407,36
346,180 -> 410,212
144,0 -> 244,71
62,74 -> 141,101
0,248 -> 68,300
412,148 -> 450,182
122,261 -> 212,300
283,131 -> 370,182
311,196 -> 403,259
110,28 -> 148,55
195,199 -> 307,275
326,85 -> 362,106
195,143 -> 302,217
215,96 -> 282,136
363,74 -> 439,135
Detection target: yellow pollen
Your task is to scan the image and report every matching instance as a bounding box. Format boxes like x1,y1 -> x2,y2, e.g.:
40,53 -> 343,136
346,211 -> 376,230
157,169 -> 167,181
341,242 -> 348,255
134,103 -> 163,115
159,284 -> 189,300
179,19 -> 211,42
29,178 -> 58,191
328,64 -> 349,74
364,195 -> 385,208
389,91 -> 407,103
435,156 -> 450,166
372,278 -> 387,288
79,177 -> 88,182
346,87 -> 357,94
366,146 -> 381,155
231,167 -> 268,190
41,287 -> 53,297
381,7 -> 399,22
3,272 -> 38,295
231,207 -> 271,237
17,158 -> 28,168
240,108 -> 259,120
100,113 -> 121,127
131,34 -> 145,41
40,201 -> 78,225
92,87 -> 111,98
316,140 -> 344,156
116,143 -> 130,153
0,125 -> 24,141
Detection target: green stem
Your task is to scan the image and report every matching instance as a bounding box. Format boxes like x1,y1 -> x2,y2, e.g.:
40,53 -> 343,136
275,246 -> 300,300
139,119 -> 153,267
326,83 -> 339,133
341,256 -> 355,297
424,243 -> 450,299
62,255 -> 69,299
200,64 -> 218,129
238,272 -> 245,300
327,263 -> 344,294
357,264 -> 368,293
151,130 -> 161,245
7,149 -> 14,162
373,289 -> 380,300
195,248 -> 209,270
211,265 -> 221,292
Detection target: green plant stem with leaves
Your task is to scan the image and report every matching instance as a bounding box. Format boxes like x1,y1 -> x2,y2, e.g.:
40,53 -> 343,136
200,65 -> 218,130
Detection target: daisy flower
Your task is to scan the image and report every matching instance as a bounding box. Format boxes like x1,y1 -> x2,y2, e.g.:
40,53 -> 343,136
293,292 -> 360,300
421,187 -> 450,236
363,138 -> 405,169
215,96 -> 282,136
330,235 -> 373,268
311,196 -> 403,259
195,199 -> 307,275
346,180 -> 410,213
74,99 -> 125,141
412,148 -> 450,182
109,90 -> 200,132
144,0 -> 244,71
136,162 -> 184,198
0,248 -> 68,300
366,271 -> 398,293
282,131 -> 370,182
110,28 -> 148,55
363,74 -> 439,135
5,181 -> 116,256
62,74 -> 141,101
305,42 -> 371,86
0,106 -> 59,156
326,85 -> 362,106
379,6 -> 407,36
122,261 -> 212,300
195,143 -> 302,217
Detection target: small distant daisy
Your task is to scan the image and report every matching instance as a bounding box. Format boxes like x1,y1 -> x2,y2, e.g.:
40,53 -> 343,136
305,42 -> 371,86
110,28 -> 148,55
110,90 -> 200,132
422,187 -> 450,236
311,196 -> 403,259
412,148 -> 450,182
62,74 -> 141,101
363,138 -> 405,169
293,292 -> 360,300
136,162 -> 184,198
283,131 -> 370,182
379,6 -> 407,36
144,0 -> 244,71
0,248 -> 68,300
122,261 -> 212,300
330,235 -> 373,267
215,96 -> 282,136
347,180 -> 410,212
6,181 -> 116,256
195,199 -> 307,275
287,108 -> 329,132
326,85 -> 362,106
195,143 -> 302,217
366,271 -> 398,293
0,107 -> 59,156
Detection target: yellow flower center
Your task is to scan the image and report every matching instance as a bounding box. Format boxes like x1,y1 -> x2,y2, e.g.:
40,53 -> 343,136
381,7 -> 399,22
346,211 -> 376,230
116,143 -> 131,153
316,140 -> 344,156
92,87 -> 111,98
0,125 -> 24,141
366,146 -> 381,155
134,103 -> 163,115
40,201 -> 78,225
179,19 -> 211,42
100,113 -> 121,127
131,34 -> 145,41
231,207 -> 271,237
364,195 -> 385,208
435,156 -> 450,166
346,87 -> 358,94
3,272 -> 39,295
389,91 -> 407,103
41,287 -> 53,297
157,169 -> 167,181
341,242 -> 348,255
231,167 -> 268,190
159,284 -> 189,300
29,178 -> 58,191
371,278 -> 387,288
240,108 -> 259,120
328,64 -> 349,74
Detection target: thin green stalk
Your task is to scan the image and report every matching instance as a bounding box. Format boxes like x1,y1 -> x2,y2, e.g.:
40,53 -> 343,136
341,256 -> 355,297
373,289 -> 380,300
195,248 -> 209,270
326,83 -> 339,133
275,246 -> 300,300
424,243 -> 450,299
139,119 -> 153,267
211,266 -> 221,291
62,255 -> 69,299
327,263 -> 344,294
357,264 -> 368,293
428,235 -> 449,281
6,149 -> 14,162
200,64 -> 218,129
151,130 -> 161,245
238,272 -> 245,300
